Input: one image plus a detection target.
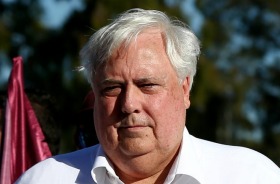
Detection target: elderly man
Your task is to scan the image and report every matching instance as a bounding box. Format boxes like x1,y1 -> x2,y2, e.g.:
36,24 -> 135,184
16,9 -> 280,184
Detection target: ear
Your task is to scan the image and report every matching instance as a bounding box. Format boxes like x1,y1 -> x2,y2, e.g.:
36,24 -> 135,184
91,90 -> 95,107
182,77 -> 191,109
83,90 -> 95,109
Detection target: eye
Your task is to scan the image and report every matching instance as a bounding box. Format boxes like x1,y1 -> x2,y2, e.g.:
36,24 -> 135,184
139,83 -> 159,93
101,86 -> 122,96
140,83 -> 156,88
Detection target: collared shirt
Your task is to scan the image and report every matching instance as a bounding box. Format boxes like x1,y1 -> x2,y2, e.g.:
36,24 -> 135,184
15,127 -> 280,184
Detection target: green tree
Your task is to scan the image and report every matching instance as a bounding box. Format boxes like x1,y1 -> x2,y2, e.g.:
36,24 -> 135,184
193,0 -> 280,165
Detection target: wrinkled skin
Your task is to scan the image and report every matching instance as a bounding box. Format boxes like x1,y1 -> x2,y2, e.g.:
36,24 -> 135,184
92,28 -> 191,183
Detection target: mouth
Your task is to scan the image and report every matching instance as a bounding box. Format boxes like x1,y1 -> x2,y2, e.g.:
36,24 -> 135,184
120,125 -> 147,129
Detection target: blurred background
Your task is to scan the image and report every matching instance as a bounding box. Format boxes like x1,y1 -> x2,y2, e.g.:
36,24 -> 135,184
0,0 -> 280,166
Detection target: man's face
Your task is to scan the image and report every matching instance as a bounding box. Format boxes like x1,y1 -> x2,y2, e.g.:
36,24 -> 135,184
92,29 -> 190,167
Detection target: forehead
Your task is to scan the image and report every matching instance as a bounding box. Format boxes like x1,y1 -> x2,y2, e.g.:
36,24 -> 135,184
113,29 -> 166,59
93,29 -> 175,82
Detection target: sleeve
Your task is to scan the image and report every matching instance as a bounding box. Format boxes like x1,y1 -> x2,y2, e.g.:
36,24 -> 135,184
14,158 -> 80,184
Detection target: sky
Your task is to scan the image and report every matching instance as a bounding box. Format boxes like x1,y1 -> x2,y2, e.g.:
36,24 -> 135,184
0,0 -> 85,87
40,0 -> 84,29
40,0 -> 203,31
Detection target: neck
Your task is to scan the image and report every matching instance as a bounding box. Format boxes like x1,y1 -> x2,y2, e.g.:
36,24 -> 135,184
114,146 -> 180,184
117,163 -> 172,184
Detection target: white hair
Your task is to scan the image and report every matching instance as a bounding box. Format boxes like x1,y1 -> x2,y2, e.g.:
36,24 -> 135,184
80,8 -> 200,89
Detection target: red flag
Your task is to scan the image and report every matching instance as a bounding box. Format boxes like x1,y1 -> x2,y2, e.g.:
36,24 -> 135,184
0,56 -> 52,184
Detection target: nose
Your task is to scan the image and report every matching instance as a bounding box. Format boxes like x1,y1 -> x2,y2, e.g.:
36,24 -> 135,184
121,85 -> 141,114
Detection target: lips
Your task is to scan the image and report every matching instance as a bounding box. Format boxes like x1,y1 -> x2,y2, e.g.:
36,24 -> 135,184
120,124 -> 147,128
119,124 -> 149,132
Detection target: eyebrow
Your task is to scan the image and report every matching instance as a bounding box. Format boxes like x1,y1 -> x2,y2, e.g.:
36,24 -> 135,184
134,78 -> 159,84
100,77 -> 165,86
100,79 -> 124,86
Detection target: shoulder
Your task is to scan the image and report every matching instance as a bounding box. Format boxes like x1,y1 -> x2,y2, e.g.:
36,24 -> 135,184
15,145 -> 101,184
193,136 -> 276,165
191,136 -> 280,183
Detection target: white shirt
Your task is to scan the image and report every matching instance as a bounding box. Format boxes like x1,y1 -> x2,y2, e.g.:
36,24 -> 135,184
15,127 -> 280,184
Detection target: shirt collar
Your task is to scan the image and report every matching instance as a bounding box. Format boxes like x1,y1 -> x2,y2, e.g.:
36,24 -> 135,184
165,127 -> 205,184
91,145 -> 120,183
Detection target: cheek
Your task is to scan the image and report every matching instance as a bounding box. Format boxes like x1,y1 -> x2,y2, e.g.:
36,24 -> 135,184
93,98 -> 118,139
154,88 -> 185,115
94,104 -> 120,151
146,90 -> 185,144
95,98 -> 118,119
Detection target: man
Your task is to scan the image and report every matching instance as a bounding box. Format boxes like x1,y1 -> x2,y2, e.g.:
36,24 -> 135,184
16,9 -> 280,184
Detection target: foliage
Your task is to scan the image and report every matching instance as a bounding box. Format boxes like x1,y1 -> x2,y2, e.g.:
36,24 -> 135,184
192,0 -> 280,165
